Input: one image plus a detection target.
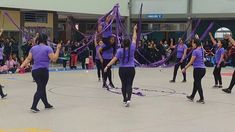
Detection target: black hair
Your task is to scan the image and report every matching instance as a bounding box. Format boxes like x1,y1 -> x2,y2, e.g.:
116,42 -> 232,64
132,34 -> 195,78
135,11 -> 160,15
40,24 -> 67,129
219,39 -> 227,48
179,38 -> 184,43
38,33 -> 48,45
122,39 -> 131,64
191,38 -> 201,47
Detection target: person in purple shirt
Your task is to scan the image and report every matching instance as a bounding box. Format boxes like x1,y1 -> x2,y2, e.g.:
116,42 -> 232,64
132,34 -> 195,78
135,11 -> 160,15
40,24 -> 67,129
98,15 -> 113,45
170,38 -> 188,83
209,32 -> 225,88
0,41 -> 4,66
94,33 -> 104,81
182,39 -> 206,104
19,33 -> 61,113
98,35 -> 116,89
104,25 -> 137,107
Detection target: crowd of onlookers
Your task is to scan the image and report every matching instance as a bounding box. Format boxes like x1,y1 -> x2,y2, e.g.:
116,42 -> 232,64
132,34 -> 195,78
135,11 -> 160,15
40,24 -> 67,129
0,36 -> 94,74
0,37 -> 22,74
0,34 -> 234,74
135,37 -> 235,67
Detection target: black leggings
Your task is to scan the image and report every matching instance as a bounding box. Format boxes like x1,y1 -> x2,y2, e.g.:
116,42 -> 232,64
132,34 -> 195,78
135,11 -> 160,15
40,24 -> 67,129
228,70 -> 235,90
213,63 -> 223,85
63,60 -> 67,68
103,59 -> 113,85
31,68 -> 50,109
0,85 -> 4,97
96,59 -> 103,79
173,58 -> 186,81
119,67 -> 135,102
190,68 -> 206,100
0,60 -> 4,66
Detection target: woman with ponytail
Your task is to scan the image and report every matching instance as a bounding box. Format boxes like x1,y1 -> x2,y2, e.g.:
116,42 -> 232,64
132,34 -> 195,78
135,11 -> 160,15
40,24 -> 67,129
104,25 -> 137,107
182,39 -> 206,104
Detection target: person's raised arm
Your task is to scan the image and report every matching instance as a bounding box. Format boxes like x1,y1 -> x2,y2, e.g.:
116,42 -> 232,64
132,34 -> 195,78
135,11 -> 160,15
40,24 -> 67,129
98,24 -> 103,34
132,24 -> 137,44
0,29 -> 3,37
98,47 -> 103,64
209,32 -> 217,45
94,32 -> 98,46
170,38 -> 175,48
48,42 -> 62,62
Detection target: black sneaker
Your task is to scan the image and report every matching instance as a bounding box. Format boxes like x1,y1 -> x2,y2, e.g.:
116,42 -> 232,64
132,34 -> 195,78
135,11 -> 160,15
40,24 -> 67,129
169,80 -> 175,83
1,94 -> 7,99
196,99 -> 205,104
182,80 -> 187,83
222,88 -> 231,94
103,84 -> 109,89
213,85 -> 218,88
31,108 -> 40,113
186,96 -> 194,102
45,105 -> 54,109
218,85 -> 223,88
109,83 -> 115,88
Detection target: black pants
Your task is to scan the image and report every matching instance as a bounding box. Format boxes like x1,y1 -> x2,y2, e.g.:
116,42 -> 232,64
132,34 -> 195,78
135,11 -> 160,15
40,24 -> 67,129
81,58 -> 86,69
173,58 -> 186,81
213,63 -> 223,85
228,70 -> 235,90
31,68 -> 50,109
96,59 -> 103,79
0,85 -> 4,97
63,60 -> 67,68
0,60 -> 3,66
103,59 -> 113,85
190,68 -> 206,100
119,67 -> 135,102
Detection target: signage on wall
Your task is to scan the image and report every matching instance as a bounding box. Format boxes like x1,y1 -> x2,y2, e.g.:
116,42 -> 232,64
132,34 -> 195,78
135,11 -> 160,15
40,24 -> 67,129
147,14 -> 164,19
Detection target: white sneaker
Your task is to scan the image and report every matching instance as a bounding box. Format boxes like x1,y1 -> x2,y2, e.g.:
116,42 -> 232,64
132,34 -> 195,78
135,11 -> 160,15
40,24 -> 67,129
125,101 -> 131,107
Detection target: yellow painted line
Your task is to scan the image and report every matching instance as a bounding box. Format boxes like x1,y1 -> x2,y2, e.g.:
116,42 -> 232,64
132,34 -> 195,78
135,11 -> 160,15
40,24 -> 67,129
0,128 -> 52,132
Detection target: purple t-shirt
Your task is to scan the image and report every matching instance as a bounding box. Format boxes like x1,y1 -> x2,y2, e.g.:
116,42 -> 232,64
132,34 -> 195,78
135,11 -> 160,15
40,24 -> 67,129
177,44 -> 187,58
30,44 -> 53,70
101,22 -> 112,38
115,43 -> 136,67
101,44 -> 113,60
215,46 -> 225,63
95,45 -> 101,60
192,48 -> 205,69
0,48 -> 3,60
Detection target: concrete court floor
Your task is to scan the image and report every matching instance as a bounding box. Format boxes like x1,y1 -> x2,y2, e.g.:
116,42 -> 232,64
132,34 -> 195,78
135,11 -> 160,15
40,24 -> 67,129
0,67 -> 235,132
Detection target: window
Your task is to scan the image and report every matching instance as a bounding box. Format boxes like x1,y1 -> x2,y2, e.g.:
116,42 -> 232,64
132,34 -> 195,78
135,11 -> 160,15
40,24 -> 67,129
215,27 -> 232,39
24,12 -> 48,23
141,23 -> 187,32
86,23 -> 96,31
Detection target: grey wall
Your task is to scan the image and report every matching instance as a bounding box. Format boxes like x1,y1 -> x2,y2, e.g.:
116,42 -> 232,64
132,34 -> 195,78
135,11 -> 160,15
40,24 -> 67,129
132,0 -> 188,14
192,0 -> 235,14
0,0 -> 129,16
